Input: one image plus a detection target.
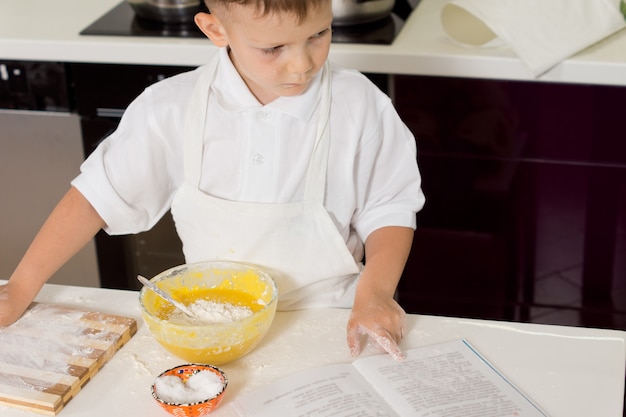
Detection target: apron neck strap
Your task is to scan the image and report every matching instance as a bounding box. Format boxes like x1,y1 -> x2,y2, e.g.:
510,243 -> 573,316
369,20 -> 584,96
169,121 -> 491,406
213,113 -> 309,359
302,61 -> 332,203
182,54 -> 219,188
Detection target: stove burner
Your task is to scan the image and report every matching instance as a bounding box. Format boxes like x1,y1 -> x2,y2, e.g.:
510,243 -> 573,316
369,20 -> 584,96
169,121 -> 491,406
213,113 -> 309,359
131,15 -> 203,38
81,1 -> 414,45
332,16 -> 397,45
81,2 -> 205,38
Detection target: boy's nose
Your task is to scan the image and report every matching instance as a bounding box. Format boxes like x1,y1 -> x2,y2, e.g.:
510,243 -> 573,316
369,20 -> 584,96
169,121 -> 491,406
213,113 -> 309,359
288,49 -> 313,74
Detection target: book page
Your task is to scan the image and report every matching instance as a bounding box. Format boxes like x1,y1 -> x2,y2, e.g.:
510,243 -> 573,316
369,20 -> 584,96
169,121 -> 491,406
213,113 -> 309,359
231,363 -> 400,417
353,339 -> 548,417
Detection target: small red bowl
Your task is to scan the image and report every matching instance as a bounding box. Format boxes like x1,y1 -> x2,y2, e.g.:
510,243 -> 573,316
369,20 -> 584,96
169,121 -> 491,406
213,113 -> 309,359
152,364 -> 228,417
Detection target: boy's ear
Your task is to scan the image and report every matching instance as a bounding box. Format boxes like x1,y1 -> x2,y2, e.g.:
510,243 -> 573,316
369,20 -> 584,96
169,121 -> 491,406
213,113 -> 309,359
194,12 -> 228,47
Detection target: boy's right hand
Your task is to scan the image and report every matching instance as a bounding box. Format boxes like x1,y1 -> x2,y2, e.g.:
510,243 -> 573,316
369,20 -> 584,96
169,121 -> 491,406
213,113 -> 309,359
0,283 -> 31,327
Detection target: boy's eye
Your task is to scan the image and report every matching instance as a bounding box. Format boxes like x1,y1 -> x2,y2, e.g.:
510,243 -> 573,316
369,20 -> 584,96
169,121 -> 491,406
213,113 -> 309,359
260,28 -> 330,55
313,28 -> 331,39
261,45 -> 283,55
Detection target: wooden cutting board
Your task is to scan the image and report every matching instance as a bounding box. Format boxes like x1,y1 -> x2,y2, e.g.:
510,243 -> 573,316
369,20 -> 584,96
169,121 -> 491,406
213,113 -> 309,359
0,303 -> 137,415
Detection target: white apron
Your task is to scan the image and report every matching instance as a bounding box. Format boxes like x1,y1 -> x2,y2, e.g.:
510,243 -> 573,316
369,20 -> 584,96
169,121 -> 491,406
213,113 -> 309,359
171,54 -> 361,310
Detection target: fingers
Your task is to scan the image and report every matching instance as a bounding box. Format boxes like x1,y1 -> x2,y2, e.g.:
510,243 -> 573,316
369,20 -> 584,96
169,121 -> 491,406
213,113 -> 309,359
368,327 -> 405,361
347,321 -> 362,358
0,284 -> 29,327
348,321 -> 406,361
347,299 -> 407,361
0,286 -> 11,327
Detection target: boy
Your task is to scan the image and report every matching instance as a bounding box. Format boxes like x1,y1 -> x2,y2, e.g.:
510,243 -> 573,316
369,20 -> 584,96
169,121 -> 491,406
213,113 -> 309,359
0,0 -> 424,361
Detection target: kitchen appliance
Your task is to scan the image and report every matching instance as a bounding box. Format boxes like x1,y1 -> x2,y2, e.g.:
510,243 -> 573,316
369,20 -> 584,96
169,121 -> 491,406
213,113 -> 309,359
80,0 -> 419,45
127,0 -> 203,24
332,0 -> 395,26
126,0 -> 395,26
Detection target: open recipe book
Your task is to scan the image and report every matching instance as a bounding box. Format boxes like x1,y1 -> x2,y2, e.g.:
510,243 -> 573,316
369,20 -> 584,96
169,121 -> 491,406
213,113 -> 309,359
231,339 -> 548,417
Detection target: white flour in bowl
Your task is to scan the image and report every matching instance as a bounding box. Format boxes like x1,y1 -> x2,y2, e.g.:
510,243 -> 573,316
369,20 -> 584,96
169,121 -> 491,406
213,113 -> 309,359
168,300 -> 253,325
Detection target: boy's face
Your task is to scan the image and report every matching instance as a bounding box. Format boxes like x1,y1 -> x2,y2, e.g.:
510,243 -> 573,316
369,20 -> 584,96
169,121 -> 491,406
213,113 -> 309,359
196,3 -> 333,105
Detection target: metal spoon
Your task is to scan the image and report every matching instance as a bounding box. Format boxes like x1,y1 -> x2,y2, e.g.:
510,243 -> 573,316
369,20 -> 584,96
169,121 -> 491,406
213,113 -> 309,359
137,275 -> 196,318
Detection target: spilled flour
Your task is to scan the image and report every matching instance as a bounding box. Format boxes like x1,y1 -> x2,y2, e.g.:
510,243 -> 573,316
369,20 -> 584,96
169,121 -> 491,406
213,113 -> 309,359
0,303 -> 131,393
1,305 -> 91,390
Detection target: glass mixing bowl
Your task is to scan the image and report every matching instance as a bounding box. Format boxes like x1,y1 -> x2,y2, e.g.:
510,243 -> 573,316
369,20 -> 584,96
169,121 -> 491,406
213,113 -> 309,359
139,260 -> 278,365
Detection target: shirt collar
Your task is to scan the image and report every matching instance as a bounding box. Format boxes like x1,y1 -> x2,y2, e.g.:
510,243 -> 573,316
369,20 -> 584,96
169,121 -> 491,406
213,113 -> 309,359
213,47 -> 322,123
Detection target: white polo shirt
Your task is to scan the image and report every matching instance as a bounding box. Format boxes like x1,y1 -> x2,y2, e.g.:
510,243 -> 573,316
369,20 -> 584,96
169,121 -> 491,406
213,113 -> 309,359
72,48 -> 424,257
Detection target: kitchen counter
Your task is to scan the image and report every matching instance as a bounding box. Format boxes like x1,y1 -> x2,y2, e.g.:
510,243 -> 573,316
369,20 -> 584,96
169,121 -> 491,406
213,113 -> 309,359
0,281 -> 624,416
1,0 -> 626,86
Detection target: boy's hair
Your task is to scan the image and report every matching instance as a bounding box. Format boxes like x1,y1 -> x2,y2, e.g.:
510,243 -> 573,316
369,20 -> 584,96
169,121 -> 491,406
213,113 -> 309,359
205,0 -> 330,23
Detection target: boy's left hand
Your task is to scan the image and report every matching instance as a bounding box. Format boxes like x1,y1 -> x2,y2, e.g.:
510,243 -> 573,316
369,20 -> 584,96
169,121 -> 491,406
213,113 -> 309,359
349,225 -> 413,361
347,293 -> 406,361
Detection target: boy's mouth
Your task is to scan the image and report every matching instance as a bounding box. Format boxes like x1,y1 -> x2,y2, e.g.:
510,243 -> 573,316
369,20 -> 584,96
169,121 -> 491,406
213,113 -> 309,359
283,77 -> 311,88
284,82 -> 305,88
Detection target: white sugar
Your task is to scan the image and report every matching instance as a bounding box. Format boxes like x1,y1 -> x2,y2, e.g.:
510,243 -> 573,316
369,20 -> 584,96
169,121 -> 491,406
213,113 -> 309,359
155,370 -> 223,404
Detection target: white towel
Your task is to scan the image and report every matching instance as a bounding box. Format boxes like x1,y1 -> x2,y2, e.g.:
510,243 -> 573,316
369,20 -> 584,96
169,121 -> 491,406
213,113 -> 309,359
441,0 -> 626,76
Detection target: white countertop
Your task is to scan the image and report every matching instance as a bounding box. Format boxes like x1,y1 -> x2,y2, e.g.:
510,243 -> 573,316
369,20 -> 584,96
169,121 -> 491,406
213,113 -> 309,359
1,0 -> 626,86
0,281 -> 624,417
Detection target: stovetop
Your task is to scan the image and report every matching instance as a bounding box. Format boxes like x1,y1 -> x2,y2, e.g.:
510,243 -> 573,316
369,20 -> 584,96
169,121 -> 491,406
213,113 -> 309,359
80,1 -> 415,45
